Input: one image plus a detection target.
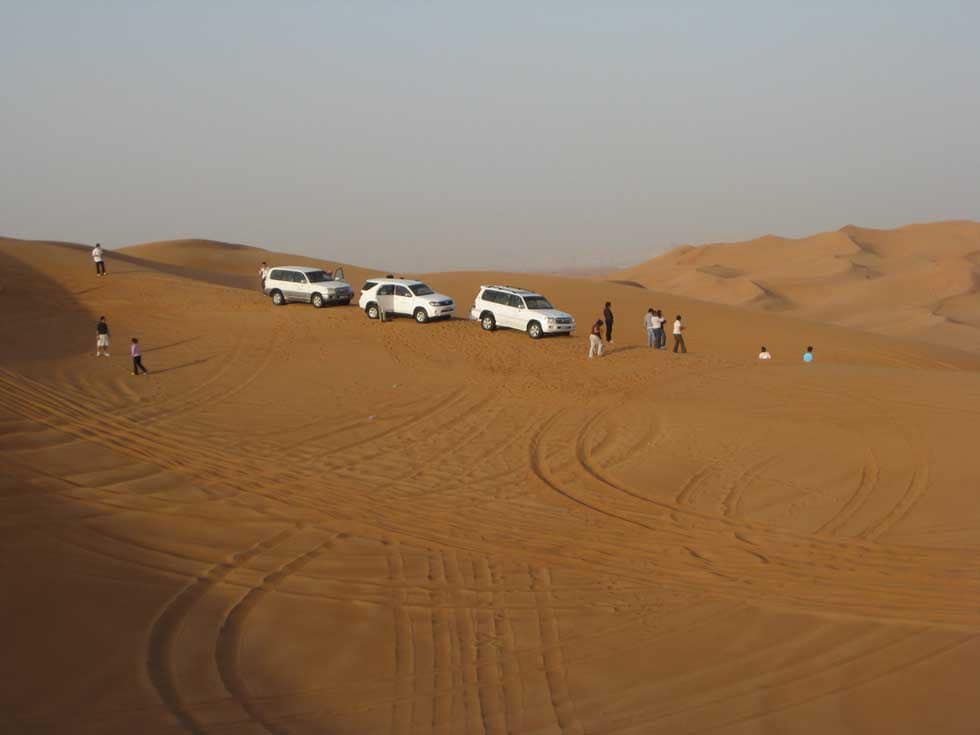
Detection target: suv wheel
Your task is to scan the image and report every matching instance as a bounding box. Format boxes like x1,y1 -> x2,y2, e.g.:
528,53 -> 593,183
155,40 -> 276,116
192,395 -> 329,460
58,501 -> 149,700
480,313 -> 496,331
366,302 -> 380,320
527,321 -> 543,339
272,290 -> 285,306
311,292 -> 324,308
414,307 -> 429,324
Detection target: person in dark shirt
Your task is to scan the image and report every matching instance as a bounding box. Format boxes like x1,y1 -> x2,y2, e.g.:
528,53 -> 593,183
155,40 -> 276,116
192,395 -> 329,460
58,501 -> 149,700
603,302 -> 614,343
96,316 -> 110,357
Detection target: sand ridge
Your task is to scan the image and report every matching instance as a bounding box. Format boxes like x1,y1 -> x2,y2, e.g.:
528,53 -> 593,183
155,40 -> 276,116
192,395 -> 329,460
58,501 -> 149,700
2,235 -> 980,733
614,221 -> 980,353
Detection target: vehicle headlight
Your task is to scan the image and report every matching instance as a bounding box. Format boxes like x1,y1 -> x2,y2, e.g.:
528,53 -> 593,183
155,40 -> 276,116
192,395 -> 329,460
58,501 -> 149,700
429,300 -> 441,306
546,317 -> 556,324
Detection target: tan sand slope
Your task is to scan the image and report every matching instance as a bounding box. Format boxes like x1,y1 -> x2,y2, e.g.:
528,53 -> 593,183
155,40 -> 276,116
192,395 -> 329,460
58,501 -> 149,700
3,235 -> 980,733
614,221 -> 980,352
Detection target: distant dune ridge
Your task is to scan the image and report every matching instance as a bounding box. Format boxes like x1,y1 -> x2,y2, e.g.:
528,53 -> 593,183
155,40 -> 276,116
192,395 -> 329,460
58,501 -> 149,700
5,231 -> 980,733
614,221 -> 980,352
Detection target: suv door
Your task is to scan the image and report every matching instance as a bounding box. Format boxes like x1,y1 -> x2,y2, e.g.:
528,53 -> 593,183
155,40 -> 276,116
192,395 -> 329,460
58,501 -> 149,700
503,293 -> 526,329
375,284 -> 396,316
294,272 -> 312,301
267,270 -> 286,298
393,285 -> 413,315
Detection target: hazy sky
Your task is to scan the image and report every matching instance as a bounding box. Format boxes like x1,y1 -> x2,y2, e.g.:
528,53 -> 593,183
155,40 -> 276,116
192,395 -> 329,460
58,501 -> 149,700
3,2 -> 978,271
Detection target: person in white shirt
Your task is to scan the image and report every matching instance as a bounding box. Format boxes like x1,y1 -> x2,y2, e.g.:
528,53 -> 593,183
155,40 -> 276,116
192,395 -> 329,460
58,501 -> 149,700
759,346 -> 772,360
259,261 -> 269,293
644,308 -> 658,348
672,315 -> 687,353
92,244 -> 106,276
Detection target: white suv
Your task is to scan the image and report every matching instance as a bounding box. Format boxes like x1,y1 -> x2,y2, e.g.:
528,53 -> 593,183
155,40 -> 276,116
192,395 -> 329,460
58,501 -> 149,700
264,266 -> 354,307
470,285 -> 575,339
358,277 -> 455,323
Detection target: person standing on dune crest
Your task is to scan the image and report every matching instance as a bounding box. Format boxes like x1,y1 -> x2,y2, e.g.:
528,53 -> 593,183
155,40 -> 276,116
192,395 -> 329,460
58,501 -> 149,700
259,261 -> 269,292
92,243 -> 106,276
96,316 -> 110,357
131,338 -> 149,375
673,315 -> 687,353
603,301 -> 614,343
589,320 -> 605,358
654,309 -> 666,349
644,308 -> 658,348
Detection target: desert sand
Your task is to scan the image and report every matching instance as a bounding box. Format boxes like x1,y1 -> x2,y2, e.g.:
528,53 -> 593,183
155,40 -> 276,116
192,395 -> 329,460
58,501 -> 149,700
614,221 -> 980,353
3,234 -> 980,734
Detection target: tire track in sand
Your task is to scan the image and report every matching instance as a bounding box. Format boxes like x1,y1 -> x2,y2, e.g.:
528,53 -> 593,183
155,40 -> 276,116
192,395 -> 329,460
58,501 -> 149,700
146,527 -> 292,735
531,564 -> 584,735
214,531 -> 335,735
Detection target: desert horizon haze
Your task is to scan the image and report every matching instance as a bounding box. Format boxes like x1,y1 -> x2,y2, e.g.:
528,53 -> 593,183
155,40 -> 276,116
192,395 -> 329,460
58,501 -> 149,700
2,2 -> 979,270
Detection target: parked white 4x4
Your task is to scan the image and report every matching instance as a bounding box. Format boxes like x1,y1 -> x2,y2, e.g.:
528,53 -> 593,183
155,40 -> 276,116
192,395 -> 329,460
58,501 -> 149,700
358,277 -> 455,323
470,285 -> 575,339
265,266 -> 353,307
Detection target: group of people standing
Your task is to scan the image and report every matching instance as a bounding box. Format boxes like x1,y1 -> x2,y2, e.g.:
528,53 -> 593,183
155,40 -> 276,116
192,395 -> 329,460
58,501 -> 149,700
588,302 -> 687,358
644,309 -> 686,353
88,249 -> 150,375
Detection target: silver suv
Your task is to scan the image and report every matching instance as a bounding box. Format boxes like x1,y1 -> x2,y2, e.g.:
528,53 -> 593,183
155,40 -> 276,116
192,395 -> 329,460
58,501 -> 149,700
470,285 -> 575,339
264,266 -> 353,307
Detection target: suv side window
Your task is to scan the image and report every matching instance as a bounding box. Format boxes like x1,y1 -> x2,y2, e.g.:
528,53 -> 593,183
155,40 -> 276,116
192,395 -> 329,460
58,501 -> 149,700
482,289 -> 502,304
376,284 -> 395,296
293,272 -> 309,283
507,294 -> 524,309
394,286 -> 411,297
269,269 -> 286,281
362,281 -> 377,291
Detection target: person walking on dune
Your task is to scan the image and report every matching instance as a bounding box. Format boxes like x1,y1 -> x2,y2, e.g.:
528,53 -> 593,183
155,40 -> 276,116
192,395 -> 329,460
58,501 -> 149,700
259,261 -> 269,293
589,320 -> 605,358
603,302 -> 615,343
131,338 -> 149,375
759,346 -> 772,360
644,308 -> 658,348
672,314 -> 687,353
92,243 -> 106,276
96,316 -> 111,357
803,345 -> 814,363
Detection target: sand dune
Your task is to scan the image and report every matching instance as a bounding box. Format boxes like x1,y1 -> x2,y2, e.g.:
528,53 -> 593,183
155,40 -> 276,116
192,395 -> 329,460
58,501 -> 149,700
3,235 -> 980,733
615,221 -> 980,352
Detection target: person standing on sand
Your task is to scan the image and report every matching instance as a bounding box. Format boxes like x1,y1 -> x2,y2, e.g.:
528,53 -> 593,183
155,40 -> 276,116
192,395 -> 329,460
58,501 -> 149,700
131,338 -> 149,375
804,345 -> 814,363
96,316 -> 111,357
589,320 -> 605,358
654,309 -> 667,349
759,346 -> 772,360
603,302 -> 614,343
92,243 -> 106,276
644,308 -> 658,348
259,261 -> 269,292
672,314 -> 687,353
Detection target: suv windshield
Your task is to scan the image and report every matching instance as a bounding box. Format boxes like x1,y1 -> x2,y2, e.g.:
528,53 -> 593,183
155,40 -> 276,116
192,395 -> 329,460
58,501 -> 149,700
306,270 -> 333,283
409,283 -> 434,296
524,296 -> 554,310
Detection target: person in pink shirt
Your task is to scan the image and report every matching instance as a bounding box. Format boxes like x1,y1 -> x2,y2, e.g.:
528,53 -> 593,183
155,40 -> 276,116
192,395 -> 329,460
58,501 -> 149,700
130,338 -> 149,375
